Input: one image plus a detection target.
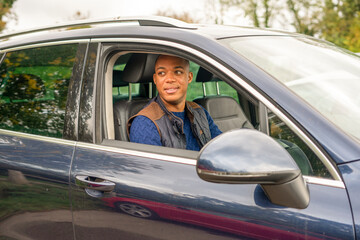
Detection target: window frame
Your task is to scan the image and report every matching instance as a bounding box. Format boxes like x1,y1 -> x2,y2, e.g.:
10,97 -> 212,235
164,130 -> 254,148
95,38 -> 342,183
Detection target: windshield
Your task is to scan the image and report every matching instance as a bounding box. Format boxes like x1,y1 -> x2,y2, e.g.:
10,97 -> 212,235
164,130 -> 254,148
220,36 -> 360,141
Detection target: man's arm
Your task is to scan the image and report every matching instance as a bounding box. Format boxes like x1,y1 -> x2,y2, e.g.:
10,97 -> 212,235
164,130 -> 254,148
129,116 -> 162,146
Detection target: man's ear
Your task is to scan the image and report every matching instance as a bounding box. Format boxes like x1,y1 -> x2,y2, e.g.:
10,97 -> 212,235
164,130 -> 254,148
188,72 -> 193,84
153,74 -> 157,85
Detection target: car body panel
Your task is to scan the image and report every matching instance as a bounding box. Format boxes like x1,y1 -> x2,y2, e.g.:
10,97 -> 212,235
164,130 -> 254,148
339,160 -> 360,238
71,143 -> 354,239
0,23 -> 287,50
63,43 -> 89,141
77,42 -> 98,143
0,131 -> 75,239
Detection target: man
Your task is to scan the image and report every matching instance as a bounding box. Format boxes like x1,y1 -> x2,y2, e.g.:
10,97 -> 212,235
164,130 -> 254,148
127,54 -> 221,151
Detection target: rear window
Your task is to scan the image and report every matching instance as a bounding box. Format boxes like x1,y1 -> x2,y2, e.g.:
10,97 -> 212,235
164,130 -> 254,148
0,44 -> 78,137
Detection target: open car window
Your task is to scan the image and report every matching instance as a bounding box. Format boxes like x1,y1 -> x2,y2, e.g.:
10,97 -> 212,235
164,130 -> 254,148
102,50 -> 334,179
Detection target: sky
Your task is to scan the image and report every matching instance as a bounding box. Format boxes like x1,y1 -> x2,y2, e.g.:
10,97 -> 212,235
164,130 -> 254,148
4,0 -> 212,33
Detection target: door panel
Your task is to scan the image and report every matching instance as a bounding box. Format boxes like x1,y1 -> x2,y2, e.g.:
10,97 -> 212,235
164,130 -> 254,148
71,143 -> 354,240
339,160 -> 360,239
0,132 -> 75,240
0,42 -> 81,239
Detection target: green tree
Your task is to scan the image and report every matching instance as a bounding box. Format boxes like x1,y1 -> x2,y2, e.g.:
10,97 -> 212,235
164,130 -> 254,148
0,0 -> 16,32
213,0 -> 360,52
319,0 -> 360,52
240,0 -> 274,27
219,0 -> 320,31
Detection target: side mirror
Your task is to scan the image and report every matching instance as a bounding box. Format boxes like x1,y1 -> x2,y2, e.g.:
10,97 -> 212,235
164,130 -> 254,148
197,129 -> 309,209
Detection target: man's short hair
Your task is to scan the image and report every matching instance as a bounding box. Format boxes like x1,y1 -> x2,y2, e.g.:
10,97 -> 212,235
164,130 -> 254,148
155,54 -> 190,69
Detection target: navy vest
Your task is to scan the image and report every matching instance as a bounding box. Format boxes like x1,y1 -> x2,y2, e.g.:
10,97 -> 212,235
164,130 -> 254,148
127,96 -> 211,149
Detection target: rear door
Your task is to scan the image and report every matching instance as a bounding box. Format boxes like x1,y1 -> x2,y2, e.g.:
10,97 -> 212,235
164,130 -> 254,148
70,40 -> 355,240
0,43 -> 86,240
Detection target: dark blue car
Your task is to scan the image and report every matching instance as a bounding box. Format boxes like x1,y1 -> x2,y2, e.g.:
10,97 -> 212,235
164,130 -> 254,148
0,16 -> 359,239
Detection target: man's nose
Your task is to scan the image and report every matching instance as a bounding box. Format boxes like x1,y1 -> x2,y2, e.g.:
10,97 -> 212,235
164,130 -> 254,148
164,72 -> 176,82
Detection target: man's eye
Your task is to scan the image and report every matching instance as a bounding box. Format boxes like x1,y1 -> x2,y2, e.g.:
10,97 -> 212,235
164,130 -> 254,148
158,71 -> 165,76
175,70 -> 183,75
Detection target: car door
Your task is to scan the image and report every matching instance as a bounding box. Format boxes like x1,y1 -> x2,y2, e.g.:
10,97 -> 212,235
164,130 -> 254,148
70,40 -> 355,239
0,43 -> 86,240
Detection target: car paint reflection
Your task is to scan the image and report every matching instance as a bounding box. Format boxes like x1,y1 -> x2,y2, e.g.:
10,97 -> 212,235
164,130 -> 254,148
0,133 -> 74,240
103,196 -> 325,239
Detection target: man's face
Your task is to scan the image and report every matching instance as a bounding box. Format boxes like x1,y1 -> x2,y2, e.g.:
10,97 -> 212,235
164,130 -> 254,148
153,55 -> 193,111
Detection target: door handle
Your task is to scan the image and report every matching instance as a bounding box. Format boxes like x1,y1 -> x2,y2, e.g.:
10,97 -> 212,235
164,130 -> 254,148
75,175 -> 115,192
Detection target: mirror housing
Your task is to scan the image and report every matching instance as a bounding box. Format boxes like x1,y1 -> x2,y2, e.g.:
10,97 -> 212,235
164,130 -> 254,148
197,129 -> 309,209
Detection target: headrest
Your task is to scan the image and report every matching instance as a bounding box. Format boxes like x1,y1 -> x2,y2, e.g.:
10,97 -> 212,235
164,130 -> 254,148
122,53 -> 158,83
196,67 -> 213,83
113,70 -> 128,87
196,67 -> 221,83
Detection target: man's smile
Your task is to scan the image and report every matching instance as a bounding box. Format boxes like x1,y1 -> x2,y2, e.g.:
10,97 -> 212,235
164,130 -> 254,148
164,86 -> 179,94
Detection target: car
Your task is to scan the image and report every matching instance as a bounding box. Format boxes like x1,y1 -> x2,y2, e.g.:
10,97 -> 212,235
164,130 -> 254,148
0,16 -> 359,240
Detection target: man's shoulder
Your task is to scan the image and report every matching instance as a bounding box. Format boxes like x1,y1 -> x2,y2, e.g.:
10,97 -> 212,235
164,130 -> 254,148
136,101 -> 165,121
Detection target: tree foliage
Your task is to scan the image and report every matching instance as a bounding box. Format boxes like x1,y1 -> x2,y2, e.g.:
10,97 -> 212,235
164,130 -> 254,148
240,0 -> 274,27
215,0 -> 360,52
318,0 -> 360,52
285,0 -> 322,36
0,0 -> 16,32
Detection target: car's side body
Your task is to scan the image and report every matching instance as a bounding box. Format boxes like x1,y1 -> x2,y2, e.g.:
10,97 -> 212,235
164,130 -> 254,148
0,17 -> 359,239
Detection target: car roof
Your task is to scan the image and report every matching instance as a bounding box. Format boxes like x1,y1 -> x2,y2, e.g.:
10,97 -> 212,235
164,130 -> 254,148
0,16 -> 291,51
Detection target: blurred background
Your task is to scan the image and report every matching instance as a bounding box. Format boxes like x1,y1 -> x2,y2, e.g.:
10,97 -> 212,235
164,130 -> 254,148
0,0 -> 359,52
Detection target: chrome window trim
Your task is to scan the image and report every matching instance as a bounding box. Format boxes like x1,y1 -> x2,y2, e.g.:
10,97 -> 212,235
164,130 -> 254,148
304,176 -> 345,189
93,37 -> 341,181
0,129 -> 76,147
0,52 -> 5,64
0,39 -> 90,53
77,142 -> 196,165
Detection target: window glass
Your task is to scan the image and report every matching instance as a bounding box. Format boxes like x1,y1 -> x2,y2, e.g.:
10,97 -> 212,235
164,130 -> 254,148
221,36 -> 360,141
218,81 -> 239,102
112,84 -> 140,99
0,44 -> 78,138
112,53 -> 141,100
186,62 -> 238,102
188,60 -> 331,178
268,110 -> 332,178
186,62 -> 202,100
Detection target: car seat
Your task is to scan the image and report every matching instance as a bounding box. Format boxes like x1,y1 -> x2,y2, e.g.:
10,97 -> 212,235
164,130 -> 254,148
113,53 -> 158,141
194,67 -> 254,132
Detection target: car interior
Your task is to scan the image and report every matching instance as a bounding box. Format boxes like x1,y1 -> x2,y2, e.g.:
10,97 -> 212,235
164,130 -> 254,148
108,52 -> 258,142
193,67 -> 255,132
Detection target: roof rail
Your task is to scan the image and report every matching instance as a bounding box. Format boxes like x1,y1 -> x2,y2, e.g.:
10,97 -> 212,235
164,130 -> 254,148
134,16 -> 196,29
0,16 -> 196,39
